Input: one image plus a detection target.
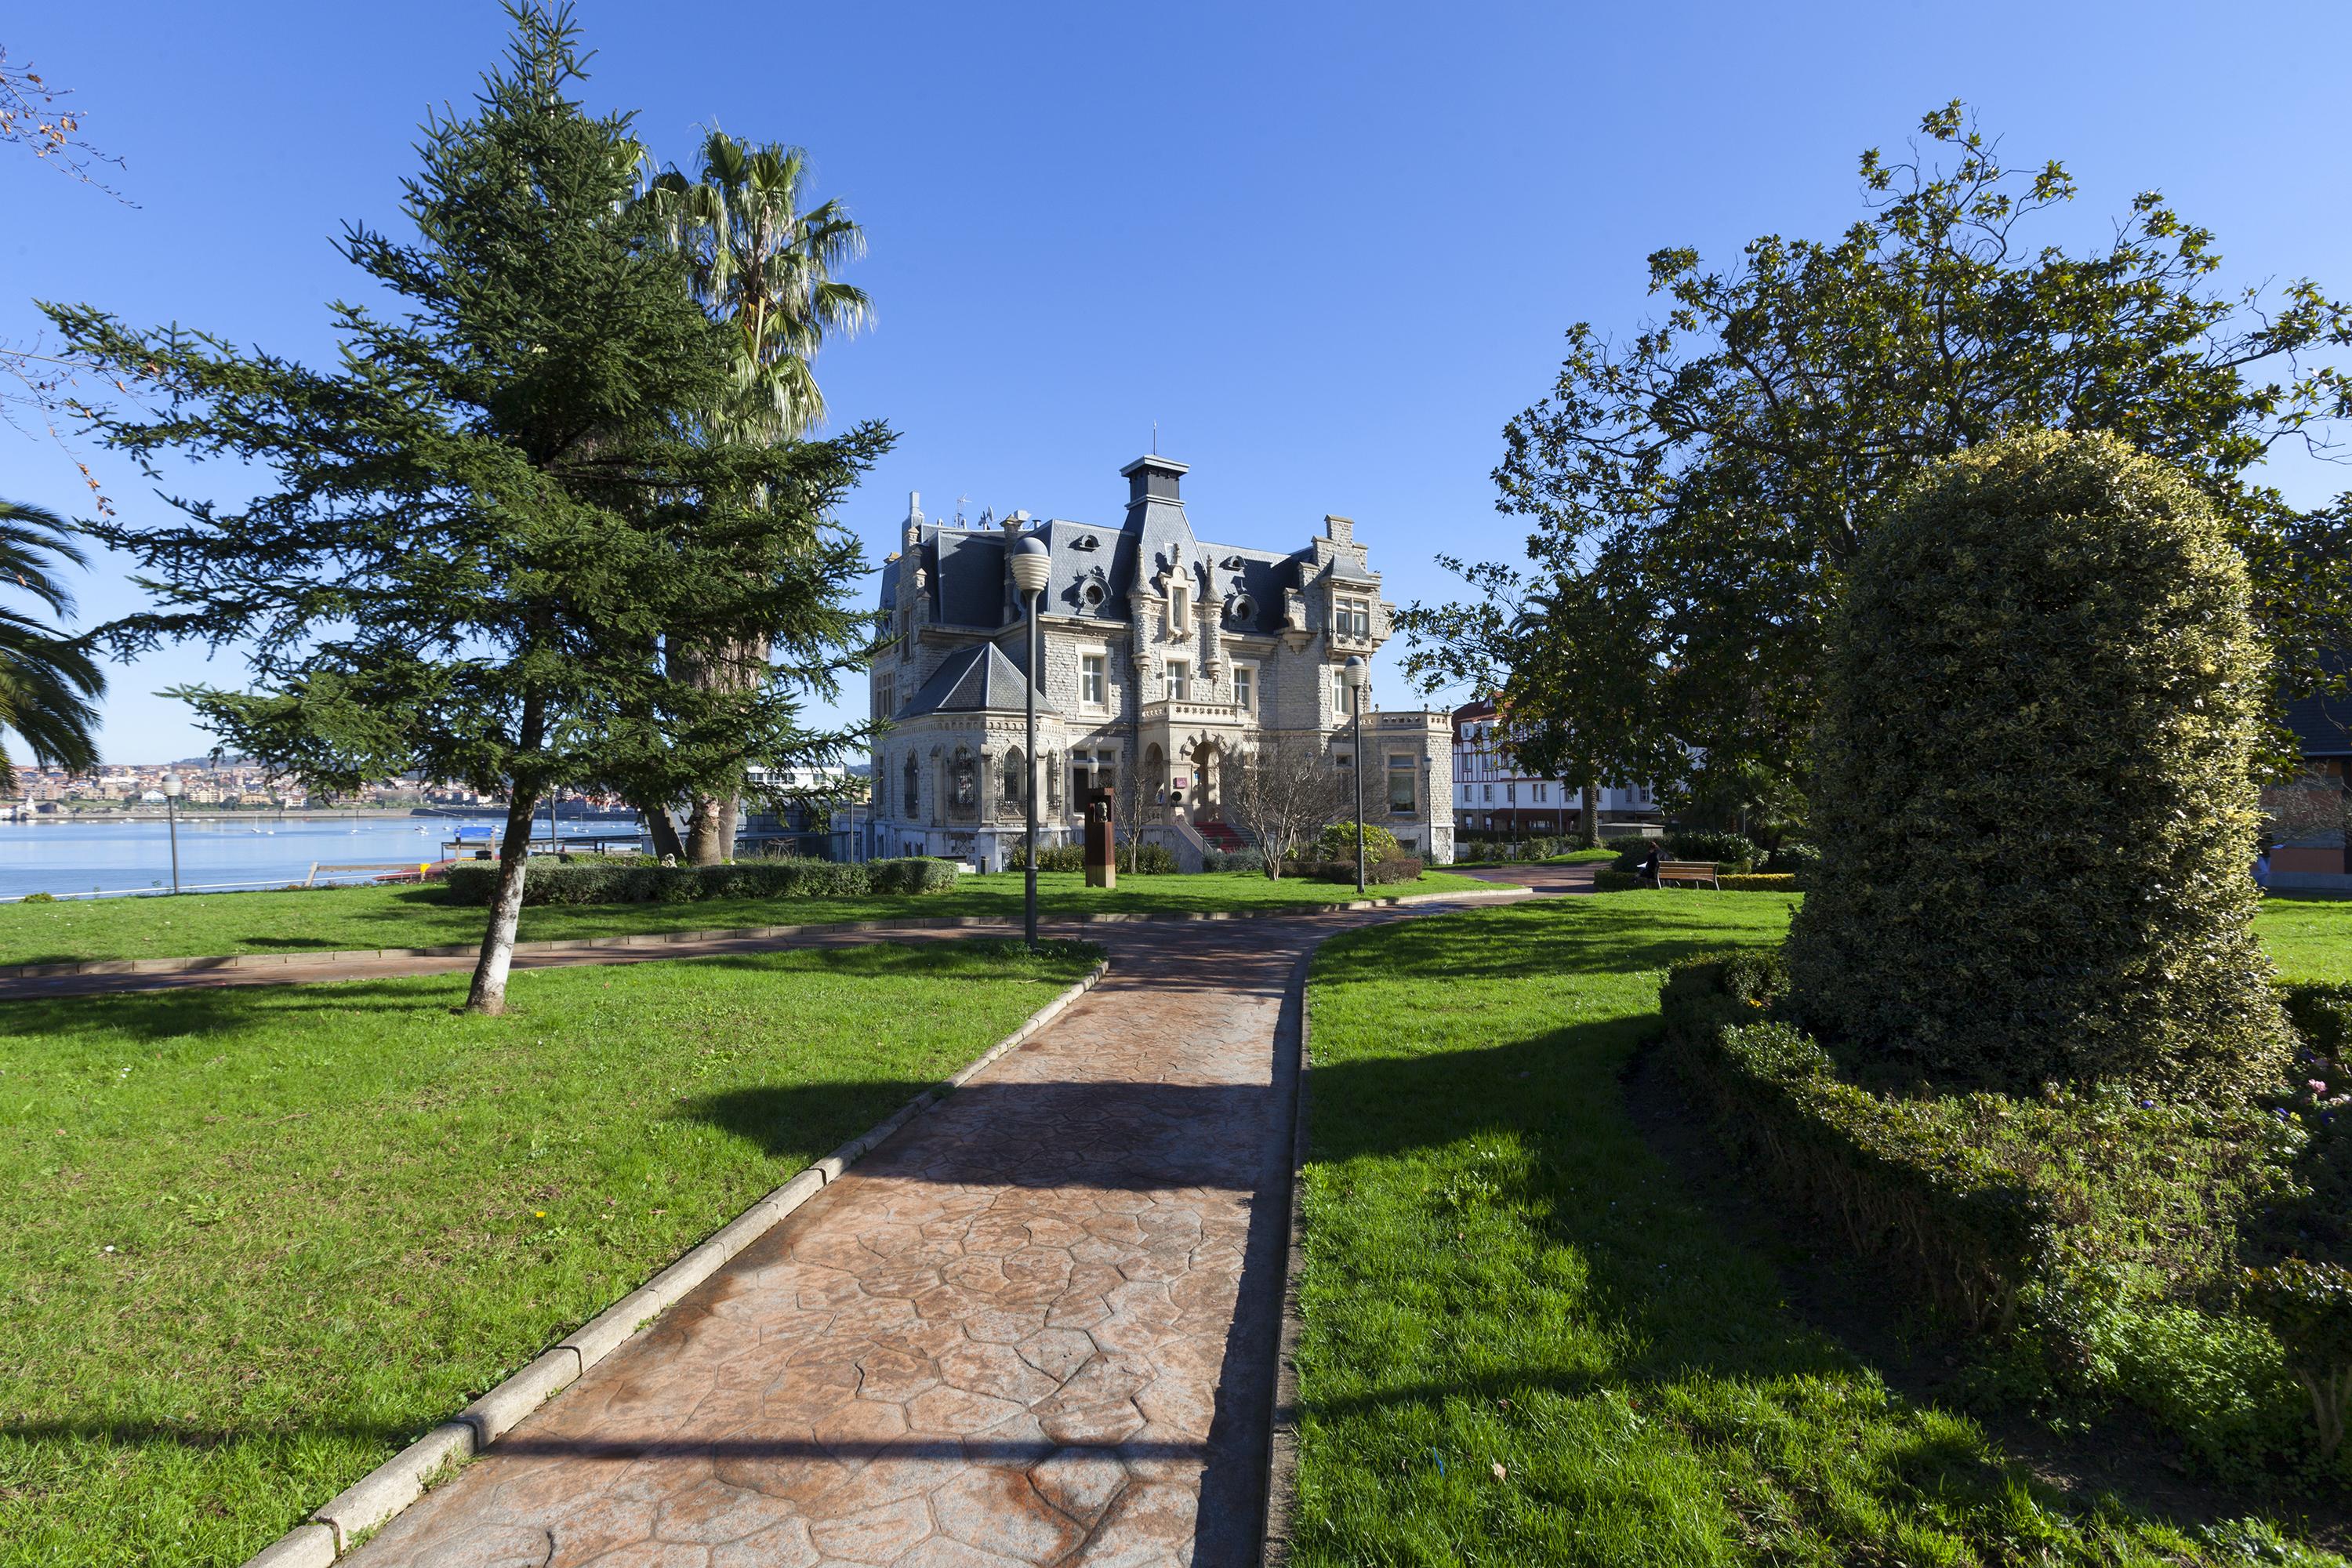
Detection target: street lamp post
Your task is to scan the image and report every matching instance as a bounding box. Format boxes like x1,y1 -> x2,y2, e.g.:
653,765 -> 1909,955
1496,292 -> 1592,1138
1008,535 -> 1053,948
1341,656 -> 1369,895
161,771 -> 184,895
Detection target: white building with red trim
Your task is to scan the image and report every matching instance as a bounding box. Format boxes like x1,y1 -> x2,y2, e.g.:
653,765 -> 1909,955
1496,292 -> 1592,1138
1449,699 -> 1661,837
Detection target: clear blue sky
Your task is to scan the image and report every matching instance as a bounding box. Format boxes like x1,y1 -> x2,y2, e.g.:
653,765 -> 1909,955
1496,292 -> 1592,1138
5,1 -> 2347,764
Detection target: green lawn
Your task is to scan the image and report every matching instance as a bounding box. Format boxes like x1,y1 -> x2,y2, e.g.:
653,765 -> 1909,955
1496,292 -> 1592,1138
0,869 -> 1504,969
1294,890 -> 2333,1564
2256,892 -> 2352,985
0,939 -> 1094,1568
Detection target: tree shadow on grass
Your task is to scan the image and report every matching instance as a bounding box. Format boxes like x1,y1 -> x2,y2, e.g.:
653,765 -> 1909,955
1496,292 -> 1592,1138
1312,896 -> 1793,986
0,978 -> 467,1042
1294,1007 -> 2317,1549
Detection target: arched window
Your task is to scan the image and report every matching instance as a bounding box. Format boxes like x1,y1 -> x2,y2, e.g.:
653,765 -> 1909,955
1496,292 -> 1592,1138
902,753 -> 918,816
1003,746 -> 1025,805
951,748 -> 977,808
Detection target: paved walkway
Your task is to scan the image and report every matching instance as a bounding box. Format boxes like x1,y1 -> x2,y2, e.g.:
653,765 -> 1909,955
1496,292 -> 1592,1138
1453,861 -> 1599,897
344,913 -> 1370,1568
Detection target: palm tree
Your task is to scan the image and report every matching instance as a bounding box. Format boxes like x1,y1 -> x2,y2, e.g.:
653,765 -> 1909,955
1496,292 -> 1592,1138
641,131 -> 872,861
0,499 -> 101,793
644,129 -> 872,445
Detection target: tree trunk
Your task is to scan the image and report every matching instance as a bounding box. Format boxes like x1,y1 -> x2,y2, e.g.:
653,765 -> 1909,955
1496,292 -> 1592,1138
718,793 -> 742,856
1580,783 -> 1600,848
637,799 -> 686,861
684,793 -> 729,864
465,784 -> 542,1015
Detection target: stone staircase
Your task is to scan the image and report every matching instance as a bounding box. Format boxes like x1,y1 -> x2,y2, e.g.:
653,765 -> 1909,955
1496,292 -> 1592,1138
1195,818 -> 1255,855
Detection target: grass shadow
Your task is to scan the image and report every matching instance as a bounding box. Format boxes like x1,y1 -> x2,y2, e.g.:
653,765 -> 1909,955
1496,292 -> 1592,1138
1292,898 -> 2314,1555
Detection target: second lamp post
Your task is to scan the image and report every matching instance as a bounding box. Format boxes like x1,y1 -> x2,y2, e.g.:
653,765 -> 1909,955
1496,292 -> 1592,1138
1007,535 -> 1053,947
1341,655 -> 1369,895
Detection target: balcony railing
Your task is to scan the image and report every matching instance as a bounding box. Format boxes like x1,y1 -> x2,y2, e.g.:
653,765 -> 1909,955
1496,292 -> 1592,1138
1140,699 -> 1244,725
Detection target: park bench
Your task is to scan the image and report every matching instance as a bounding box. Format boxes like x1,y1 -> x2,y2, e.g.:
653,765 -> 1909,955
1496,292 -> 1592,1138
1653,859 -> 1720,889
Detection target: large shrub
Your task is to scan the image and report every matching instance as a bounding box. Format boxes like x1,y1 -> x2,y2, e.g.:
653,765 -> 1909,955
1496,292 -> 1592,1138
1311,821 -> 1401,863
1664,829 -> 1758,867
1787,430 -> 2284,1098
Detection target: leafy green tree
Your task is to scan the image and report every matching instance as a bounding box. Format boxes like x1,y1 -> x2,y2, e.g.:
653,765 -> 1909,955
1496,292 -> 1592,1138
638,129 -> 874,862
1401,104 -> 2351,800
46,3 -> 887,1011
0,499 -> 101,789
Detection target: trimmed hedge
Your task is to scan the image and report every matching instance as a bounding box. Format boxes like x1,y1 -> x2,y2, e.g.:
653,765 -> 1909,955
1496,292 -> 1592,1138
1125,843 -> 1180,875
443,855 -> 958,907
1664,829 -> 1759,866
1663,952 -> 2054,1330
1454,833 -> 1584,862
1592,869 -> 1643,892
1720,873 -> 1798,892
1788,430 -> 2285,1098
1666,949 -> 2336,1475
1007,842 -> 1087,873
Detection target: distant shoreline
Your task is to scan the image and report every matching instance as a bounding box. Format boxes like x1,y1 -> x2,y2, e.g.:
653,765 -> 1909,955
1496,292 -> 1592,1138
2,809 -> 635,825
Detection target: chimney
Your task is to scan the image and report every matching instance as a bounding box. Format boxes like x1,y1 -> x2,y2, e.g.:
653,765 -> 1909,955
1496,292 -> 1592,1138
1324,514 -> 1355,545
1120,453 -> 1189,506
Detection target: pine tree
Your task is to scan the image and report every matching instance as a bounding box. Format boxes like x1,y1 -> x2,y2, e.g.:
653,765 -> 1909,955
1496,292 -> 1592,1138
47,3 -> 889,1011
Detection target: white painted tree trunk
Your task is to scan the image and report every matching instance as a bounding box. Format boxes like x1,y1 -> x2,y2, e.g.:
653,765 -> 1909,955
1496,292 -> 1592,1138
465,788 -> 540,1015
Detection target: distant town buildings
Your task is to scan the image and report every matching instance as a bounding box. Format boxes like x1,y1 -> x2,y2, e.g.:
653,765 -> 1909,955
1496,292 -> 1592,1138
2,761 -> 628,816
1449,698 -> 1661,837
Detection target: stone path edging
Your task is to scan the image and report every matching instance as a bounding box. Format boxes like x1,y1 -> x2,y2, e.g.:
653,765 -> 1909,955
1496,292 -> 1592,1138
0,886 -> 1522,989
1258,948 -> 1315,1567
238,956 -> 1112,1568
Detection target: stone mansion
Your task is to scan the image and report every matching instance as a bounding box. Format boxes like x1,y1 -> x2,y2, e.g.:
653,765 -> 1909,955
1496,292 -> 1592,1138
862,454 -> 1455,866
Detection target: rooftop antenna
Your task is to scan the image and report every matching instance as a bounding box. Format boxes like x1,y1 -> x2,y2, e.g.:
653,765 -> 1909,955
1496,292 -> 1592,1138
1151,421 -> 1158,455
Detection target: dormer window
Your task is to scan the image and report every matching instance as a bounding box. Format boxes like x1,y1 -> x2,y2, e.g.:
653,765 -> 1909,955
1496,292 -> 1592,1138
1334,596 -> 1371,638
1083,582 -> 1105,608
1169,585 -> 1189,631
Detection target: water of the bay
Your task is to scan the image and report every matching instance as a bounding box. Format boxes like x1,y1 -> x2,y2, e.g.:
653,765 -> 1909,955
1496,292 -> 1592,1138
0,816 -> 637,900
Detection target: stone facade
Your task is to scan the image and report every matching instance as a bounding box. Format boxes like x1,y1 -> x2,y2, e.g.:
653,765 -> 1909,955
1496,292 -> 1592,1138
862,454 -> 1455,866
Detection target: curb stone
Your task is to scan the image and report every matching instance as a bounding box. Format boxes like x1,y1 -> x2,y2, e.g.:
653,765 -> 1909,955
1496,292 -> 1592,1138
0,887 -> 1524,989
236,956 -> 1110,1568
1260,947 -> 1316,1568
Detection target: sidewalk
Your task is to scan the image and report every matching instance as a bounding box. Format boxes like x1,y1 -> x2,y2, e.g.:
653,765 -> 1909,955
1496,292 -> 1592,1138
342,914 -> 1345,1568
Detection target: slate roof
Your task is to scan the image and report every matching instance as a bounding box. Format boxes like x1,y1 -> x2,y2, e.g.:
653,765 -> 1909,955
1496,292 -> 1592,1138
902,456 -> 1312,637
2288,684 -> 2352,759
900,641 -> 1054,718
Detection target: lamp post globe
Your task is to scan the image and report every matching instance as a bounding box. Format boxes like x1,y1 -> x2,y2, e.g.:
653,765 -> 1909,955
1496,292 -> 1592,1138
1007,535 -> 1053,948
1341,656 -> 1369,895
160,771 -> 184,895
